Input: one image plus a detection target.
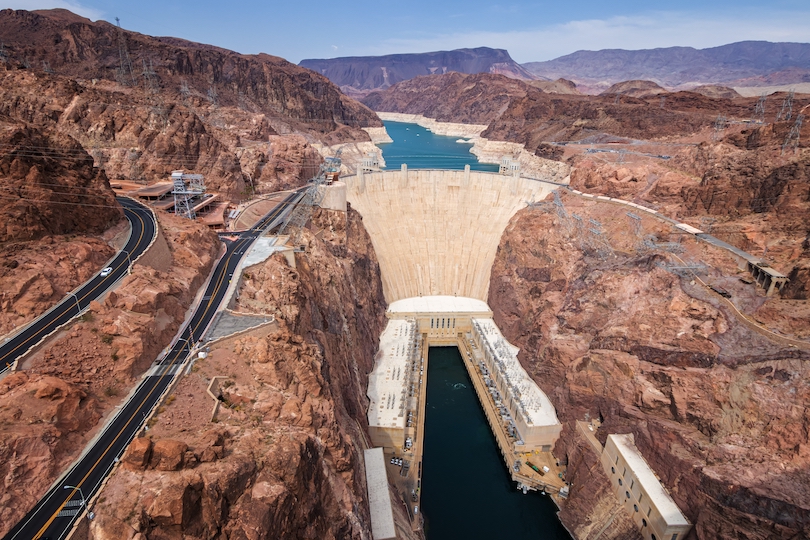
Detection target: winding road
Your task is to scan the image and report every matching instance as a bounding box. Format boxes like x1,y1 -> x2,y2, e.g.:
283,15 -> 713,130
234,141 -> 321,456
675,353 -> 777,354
0,197 -> 157,376
3,190 -> 301,540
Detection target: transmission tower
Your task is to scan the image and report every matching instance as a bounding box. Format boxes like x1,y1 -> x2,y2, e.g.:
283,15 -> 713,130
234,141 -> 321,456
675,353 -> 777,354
279,156 -> 339,251
115,17 -> 136,86
776,90 -> 794,122
782,114 -> 804,155
179,79 -> 191,103
552,192 -> 574,236
752,94 -> 767,123
699,217 -> 716,234
172,171 -> 205,219
586,218 -> 613,259
141,58 -> 168,129
712,115 -> 727,141
625,212 -> 646,252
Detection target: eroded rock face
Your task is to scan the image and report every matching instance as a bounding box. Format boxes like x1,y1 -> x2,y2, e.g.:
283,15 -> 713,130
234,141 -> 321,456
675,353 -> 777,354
0,9 -> 382,194
0,119 -> 122,243
488,199 -> 810,539
88,207 -> 408,540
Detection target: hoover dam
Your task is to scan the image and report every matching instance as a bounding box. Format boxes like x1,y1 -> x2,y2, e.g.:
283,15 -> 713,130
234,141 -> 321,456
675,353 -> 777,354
347,166 -> 560,302
344,164 -> 571,536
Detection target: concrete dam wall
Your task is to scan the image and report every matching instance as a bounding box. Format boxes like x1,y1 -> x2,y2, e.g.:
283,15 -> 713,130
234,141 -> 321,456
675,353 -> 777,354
344,168 -> 561,303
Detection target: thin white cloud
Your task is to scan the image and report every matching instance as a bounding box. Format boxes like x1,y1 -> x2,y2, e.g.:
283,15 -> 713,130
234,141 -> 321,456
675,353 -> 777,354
361,12 -> 810,63
0,0 -> 103,20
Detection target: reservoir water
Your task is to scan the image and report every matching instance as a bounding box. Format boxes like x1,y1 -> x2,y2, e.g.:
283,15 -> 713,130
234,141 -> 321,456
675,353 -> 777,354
377,121 -> 499,171
376,122 -> 572,538
421,347 -> 571,540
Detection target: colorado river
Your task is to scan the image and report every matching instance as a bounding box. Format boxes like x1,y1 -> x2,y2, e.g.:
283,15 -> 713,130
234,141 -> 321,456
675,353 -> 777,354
421,348 -> 571,539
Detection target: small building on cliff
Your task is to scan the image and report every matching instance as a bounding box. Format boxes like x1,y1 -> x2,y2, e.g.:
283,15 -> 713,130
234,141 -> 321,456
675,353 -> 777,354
600,434 -> 692,540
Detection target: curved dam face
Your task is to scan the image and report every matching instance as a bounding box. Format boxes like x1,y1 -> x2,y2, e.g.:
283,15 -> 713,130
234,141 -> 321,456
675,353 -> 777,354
344,168 -> 560,303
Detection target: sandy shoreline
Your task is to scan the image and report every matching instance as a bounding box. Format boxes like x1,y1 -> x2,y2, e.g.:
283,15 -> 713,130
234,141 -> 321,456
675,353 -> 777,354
376,112 -> 570,183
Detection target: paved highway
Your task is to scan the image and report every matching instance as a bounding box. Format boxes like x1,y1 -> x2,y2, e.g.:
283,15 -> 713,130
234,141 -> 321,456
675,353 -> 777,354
0,197 -> 156,376
3,190 -> 301,540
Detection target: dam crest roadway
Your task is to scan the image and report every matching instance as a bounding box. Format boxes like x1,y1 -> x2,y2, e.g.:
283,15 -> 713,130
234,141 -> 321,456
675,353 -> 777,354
344,166 -> 569,532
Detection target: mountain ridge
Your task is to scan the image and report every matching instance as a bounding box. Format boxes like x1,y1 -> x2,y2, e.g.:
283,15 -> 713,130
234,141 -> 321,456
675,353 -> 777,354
522,40 -> 810,93
299,47 -> 536,98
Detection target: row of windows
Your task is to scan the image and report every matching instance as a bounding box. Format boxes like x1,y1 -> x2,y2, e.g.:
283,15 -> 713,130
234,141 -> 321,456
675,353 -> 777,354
430,318 -> 456,329
610,455 -> 680,540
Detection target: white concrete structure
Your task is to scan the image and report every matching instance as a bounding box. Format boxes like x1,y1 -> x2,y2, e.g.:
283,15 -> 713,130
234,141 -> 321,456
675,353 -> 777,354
471,318 -> 561,451
364,447 -> 397,540
367,319 -> 420,449
499,156 -> 520,176
317,181 -> 347,212
345,168 -> 560,303
601,434 -> 692,540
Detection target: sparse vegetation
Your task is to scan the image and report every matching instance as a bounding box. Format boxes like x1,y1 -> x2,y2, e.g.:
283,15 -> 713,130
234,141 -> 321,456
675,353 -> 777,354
100,333 -> 114,345
103,385 -> 118,397
79,312 -> 95,323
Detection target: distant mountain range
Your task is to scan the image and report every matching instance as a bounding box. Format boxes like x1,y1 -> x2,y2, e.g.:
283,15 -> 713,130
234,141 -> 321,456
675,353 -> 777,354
303,41 -> 810,96
523,41 -> 810,93
299,47 -> 535,97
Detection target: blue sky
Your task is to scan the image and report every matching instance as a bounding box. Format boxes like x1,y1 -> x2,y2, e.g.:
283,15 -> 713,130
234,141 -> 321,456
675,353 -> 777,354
2,0 -> 810,64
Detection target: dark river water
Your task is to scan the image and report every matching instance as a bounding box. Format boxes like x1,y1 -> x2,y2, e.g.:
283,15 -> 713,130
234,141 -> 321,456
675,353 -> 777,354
420,349 -> 571,539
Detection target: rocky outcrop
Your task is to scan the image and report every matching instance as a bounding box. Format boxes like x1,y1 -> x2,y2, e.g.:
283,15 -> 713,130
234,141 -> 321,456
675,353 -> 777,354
0,118 -> 122,242
691,85 -> 742,99
488,194 -> 810,539
0,213 -> 220,537
86,206 -> 407,540
601,80 -> 668,98
0,233 -> 116,335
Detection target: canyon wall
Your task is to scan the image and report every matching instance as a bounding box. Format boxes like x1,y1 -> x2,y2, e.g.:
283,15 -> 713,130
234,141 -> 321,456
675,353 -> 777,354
0,9 -> 383,195
488,194 -> 810,539
345,169 -> 559,303
84,207 -> 412,540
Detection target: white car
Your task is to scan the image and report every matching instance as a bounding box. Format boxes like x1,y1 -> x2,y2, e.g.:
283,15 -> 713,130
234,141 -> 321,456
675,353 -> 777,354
100,267 -> 113,277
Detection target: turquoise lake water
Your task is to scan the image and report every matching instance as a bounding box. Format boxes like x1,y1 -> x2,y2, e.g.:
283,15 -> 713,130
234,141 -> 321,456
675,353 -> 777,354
376,121 -> 572,538
377,121 -> 499,171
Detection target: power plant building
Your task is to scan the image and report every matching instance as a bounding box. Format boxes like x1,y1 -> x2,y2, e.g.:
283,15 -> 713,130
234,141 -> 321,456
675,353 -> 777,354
470,318 -> 562,451
601,434 -> 692,540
